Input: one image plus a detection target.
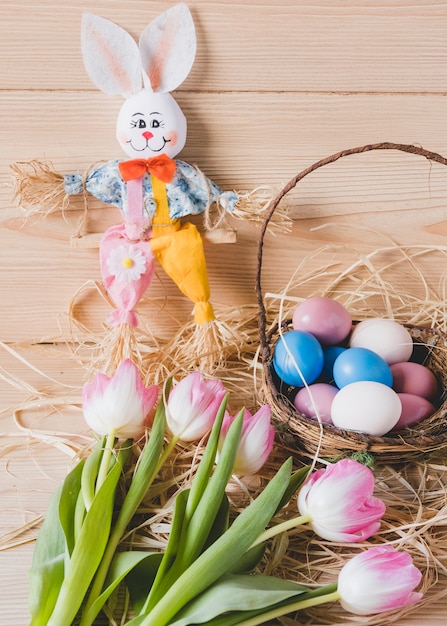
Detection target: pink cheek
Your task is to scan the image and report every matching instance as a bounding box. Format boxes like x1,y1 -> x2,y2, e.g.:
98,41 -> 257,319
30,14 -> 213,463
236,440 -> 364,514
117,130 -> 128,145
166,131 -> 178,146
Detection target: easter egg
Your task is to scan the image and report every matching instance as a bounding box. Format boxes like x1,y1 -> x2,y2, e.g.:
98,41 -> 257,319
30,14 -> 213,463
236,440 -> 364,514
292,296 -> 352,345
331,381 -> 402,436
293,383 -> 338,424
273,330 -> 324,387
322,346 -> 346,381
333,347 -> 393,388
392,393 -> 435,430
349,318 -> 413,364
390,361 -> 438,401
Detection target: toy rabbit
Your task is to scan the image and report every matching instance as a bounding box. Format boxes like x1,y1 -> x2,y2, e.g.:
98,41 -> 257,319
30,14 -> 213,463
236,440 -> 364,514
11,4 -> 289,375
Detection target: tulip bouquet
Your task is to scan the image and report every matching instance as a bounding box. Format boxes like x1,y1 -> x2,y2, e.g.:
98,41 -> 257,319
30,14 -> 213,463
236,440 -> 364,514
28,359 -> 423,626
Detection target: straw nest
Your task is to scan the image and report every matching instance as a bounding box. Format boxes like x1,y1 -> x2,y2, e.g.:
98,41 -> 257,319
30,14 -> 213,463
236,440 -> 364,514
256,142 -> 447,464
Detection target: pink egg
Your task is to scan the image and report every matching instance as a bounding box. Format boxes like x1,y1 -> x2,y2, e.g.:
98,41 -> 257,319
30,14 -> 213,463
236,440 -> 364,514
293,383 -> 338,424
392,393 -> 436,430
390,361 -> 438,401
292,297 -> 352,345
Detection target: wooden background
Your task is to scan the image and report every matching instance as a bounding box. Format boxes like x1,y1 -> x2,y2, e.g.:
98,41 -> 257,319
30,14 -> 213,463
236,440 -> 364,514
2,1 -> 447,624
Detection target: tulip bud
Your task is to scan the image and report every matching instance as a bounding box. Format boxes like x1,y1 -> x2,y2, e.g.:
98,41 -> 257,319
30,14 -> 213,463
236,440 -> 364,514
166,372 -> 227,441
82,359 -> 158,439
338,545 -> 423,615
297,458 -> 386,542
218,405 -> 275,475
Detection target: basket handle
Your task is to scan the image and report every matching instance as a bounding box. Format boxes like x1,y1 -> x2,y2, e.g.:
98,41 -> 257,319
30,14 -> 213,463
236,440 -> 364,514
255,142 -> 447,363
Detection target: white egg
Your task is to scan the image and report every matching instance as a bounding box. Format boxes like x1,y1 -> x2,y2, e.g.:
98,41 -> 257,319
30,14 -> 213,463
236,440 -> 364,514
331,381 -> 402,436
349,318 -> 413,364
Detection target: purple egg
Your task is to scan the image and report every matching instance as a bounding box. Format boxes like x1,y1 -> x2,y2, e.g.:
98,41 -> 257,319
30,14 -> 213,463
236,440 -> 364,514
292,296 -> 352,345
391,361 -> 438,401
392,393 -> 435,430
293,383 -> 338,424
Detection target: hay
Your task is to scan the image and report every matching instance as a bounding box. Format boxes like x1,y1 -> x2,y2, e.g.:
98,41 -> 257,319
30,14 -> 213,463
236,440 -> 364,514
256,143 -> 447,464
5,142 -> 447,623
259,251 -> 447,462
2,317 -> 447,624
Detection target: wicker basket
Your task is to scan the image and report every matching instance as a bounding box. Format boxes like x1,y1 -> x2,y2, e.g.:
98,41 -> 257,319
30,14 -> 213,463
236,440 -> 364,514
256,142 -> 447,463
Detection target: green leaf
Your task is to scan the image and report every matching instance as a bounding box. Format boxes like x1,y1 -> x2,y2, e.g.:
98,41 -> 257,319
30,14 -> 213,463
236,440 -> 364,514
29,486 -> 66,626
82,551 -> 163,623
124,551 -> 164,613
184,393 -> 228,521
46,456 -> 124,626
177,409 -> 244,566
228,542 -> 266,575
146,410 -> 244,610
138,457 -> 293,626
81,437 -> 105,511
202,492 -> 229,551
168,573 -> 308,626
139,489 -> 189,613
275,465 -> 310,514
80,411 -> 166,626
202,582 -> 340,626
59,459 -> 85,556
118,400 -> 166,530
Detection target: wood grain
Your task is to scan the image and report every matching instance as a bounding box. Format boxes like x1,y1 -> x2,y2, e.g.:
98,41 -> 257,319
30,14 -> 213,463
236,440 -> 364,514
1,1 -> 447,624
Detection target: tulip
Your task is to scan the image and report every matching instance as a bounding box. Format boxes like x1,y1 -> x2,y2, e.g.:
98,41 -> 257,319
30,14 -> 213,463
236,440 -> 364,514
338,545 -> 423,615
82,359 -> 159,439
230,546 -> 422,626
297,458 -> 386,542
166,371 -> 227,441
218,405 -> 275,475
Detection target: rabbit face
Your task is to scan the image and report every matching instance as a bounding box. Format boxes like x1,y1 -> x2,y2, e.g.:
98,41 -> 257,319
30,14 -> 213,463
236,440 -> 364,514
116,91 -> 187,159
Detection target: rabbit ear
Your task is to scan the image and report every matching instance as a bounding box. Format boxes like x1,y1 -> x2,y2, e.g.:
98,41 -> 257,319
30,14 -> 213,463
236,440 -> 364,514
81,13 -> 143,97
139,3 -> 196,93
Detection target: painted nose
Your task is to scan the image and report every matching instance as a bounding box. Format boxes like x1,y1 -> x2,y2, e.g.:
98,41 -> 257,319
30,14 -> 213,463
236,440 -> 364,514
142,131 -> 154,140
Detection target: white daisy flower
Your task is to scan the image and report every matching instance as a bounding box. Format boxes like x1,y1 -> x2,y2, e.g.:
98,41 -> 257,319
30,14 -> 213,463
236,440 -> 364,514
106,245 -> 147,283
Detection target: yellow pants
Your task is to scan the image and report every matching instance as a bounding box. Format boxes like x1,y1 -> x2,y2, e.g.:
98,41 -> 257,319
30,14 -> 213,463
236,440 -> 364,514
149,221 -> 215,325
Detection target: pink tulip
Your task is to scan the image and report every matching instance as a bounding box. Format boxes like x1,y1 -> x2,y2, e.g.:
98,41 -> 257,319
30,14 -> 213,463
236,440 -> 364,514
218,406 -> 275,475
166,372 -> 227,441
297,459 -> 386,542
82,359 -> 159,438
338,545 -> 423,615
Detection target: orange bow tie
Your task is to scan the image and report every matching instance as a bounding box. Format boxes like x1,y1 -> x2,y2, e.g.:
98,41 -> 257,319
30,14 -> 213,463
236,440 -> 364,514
118,154 -> 176,183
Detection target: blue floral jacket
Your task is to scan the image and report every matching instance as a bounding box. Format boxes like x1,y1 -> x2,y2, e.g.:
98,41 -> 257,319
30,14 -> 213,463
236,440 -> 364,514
64,159 -> 239,219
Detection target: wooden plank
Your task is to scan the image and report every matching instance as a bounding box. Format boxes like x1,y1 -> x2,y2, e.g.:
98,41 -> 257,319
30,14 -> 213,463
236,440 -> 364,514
2,90 -> 447,341
1,1 -> 447,93
2,91 -> 447,206
2,2 -> 447,625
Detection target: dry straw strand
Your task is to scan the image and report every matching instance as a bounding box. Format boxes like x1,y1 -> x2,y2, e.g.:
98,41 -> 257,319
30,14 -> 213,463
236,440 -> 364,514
256,142 -> 447,463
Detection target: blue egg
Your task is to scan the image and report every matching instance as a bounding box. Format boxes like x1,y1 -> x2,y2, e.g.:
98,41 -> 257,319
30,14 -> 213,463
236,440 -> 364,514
333,347 -> 393,389
322,346 -> 346,381
273,330 -> 324,387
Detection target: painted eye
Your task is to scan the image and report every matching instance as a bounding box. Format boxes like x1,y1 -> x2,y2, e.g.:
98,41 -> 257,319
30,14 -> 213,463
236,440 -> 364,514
150,119 -> 161,129
131,119 -> 146,129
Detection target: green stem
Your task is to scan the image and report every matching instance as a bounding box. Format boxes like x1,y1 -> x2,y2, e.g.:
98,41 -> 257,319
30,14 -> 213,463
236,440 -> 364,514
153,434 -> 179,475
251,513 -> 312,548
235,586 -> 341,626
73,490 -> 86,544
96,430 -> 116,492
